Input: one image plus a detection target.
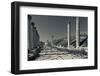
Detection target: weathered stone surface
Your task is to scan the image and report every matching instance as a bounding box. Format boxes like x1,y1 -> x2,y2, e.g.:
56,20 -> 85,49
76,17 -> 80,48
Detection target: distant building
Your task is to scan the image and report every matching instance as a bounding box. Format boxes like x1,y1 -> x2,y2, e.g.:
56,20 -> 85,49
28,15 -> 40,51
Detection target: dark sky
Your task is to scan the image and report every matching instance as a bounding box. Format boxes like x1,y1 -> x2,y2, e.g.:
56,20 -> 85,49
30,15 -> 88,42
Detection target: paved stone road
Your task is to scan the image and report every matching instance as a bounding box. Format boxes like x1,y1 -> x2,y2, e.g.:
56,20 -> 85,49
35,47 -> 87,61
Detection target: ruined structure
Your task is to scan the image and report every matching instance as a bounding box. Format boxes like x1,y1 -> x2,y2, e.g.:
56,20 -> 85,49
28,15 -> 40,51
67,17 -> 80,49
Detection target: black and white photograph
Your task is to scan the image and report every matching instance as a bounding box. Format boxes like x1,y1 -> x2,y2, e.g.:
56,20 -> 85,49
28,15 -> 88,61
11,1 -> 97,74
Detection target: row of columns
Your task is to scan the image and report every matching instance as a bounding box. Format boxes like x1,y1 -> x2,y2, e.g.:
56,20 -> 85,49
67,17 -> 80,49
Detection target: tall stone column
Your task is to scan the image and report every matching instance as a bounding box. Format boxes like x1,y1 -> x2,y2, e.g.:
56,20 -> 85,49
76,17 -> 80,48
67,22 -> 70,49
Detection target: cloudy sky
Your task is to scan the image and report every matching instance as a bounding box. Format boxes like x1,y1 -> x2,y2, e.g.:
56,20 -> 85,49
29,15 -> 88,42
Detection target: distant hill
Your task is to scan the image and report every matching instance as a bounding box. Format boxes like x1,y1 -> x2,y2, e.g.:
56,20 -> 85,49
53,33 -> 88,48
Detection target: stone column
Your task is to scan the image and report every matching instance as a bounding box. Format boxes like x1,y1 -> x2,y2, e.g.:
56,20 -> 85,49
67,22 -> 70,49
76,17 -> 80,48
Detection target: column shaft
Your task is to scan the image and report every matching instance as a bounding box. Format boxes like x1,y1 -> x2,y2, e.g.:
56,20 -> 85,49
67,23 -> 70,49
76,17 -> 80,48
